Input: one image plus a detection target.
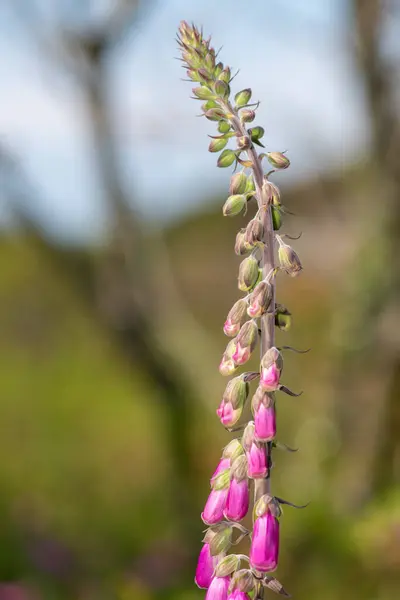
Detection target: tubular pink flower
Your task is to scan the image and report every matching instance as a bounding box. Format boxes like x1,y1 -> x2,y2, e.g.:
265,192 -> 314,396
260,363 -> 280,391
202,488 -> 229,525
224,478 -> 249,522
228,591 -> 251,600
254,402 -> 276,442
206,576 -> 231,600
250,512 -> 279,572
246,442 -> 268,478
195,543 -> 219,589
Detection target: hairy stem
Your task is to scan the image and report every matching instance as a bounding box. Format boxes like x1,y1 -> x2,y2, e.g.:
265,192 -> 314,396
222,101 -> 276,501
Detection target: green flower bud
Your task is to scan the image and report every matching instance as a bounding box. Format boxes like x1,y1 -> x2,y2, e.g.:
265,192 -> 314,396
223,376 -> 249,410
217,149 -> 236,168
218,120 -> 231,133
214,62 -> 224,78
271,206 -> 282,230
219,66 -> 231,83
245,176 -> 255,193
237,135 -> 251,150
222,194 -> 246,216
219,339 -> 238,376
240,109 -> 256,123
262,180 -> 280,204
275,304 -> 292,331
202,100 -> 220,111
192,86 -> 215,100
208,524 -> 233,556
254,493 -> 273,518
205,108 -> 226,121
234,231 -> 252,256
223,438 -> 244,460
229,172 -> 247,195
187,68 -> 200,82
238,256 -> 259,291
198,68 -> 213,84
267,151 -> 290,169
249,126 -> 265,141
230,454 -> 248,481
245,218 -> 264,246
235,88 -> 252,107
277,237 -> 302,277
215,79 -> 230,98
230,569 -> 255,594
224,298 -> 248,336
261,346 -> 283,371
209,138 -> 228,153
215,554 -> 241,578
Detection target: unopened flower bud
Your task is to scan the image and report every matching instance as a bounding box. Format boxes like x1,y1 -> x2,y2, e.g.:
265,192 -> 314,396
267,151 -> 290,169
238,256 -> 259,292
202,485 -> 230,525
237,136 -> 251,150
193,86 -> 215,100
223,376 -> 249,409
209,138 -> 229,153
245,176 -> 255,193
277,237 -> 302,277
230,570 -> 255,594
206,576 -> 231,600
205,108 -> 227,121
232,320 -> 258,365
208,523 -> 233,556
198,68 -> 213,84
248,126 -> 264,142
215,554 -> 240,578
219,339 -> 238,376
214,62 -> 224,78
262,180 -> 280,204
260,347 -> 283,391
271,206 -> 282,230
219,67 -> 231,83
247,281 -> 272,318
223,439 -> 244,461
219,120 -> 231,134
195,542 -> 221,589
245,219 -> 263,247
224,298 -> 248,336
215,79 -> 230,98
234,88 -> 252,107
252,387 -> 276,442
242,423 -> 268,478
218,150 -> 237,168
275,304 -> 291,331
223,194 -> 246,217
217,376 -> 249,427
234,231 -> 251,256
240,109 -> 256,123
250,512 -> 279,572
229,173 -> 247,195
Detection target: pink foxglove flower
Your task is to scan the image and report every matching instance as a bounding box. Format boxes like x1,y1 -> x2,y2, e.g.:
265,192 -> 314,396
195,543 -> 219,589
206,576 -> 231,600
224,478 -> 249,522
252,387 -> 276,442
178,21 -> 307,598
250,511 -> 279,572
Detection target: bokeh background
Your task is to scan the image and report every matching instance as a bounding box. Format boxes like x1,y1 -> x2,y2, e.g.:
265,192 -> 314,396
0,1 -> 399,599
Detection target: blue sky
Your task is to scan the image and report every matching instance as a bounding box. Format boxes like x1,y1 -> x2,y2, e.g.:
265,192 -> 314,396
0,0 -> 371,242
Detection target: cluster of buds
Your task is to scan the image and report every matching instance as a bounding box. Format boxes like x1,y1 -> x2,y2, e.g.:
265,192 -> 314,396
178,21 -> 307,599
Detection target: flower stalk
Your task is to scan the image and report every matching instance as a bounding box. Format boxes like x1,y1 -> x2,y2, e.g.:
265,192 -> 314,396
177,21 -> 306,598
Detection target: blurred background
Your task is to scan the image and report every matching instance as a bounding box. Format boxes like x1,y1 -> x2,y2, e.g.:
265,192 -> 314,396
0,1 -> 399,599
